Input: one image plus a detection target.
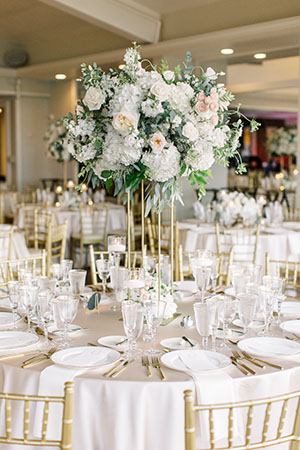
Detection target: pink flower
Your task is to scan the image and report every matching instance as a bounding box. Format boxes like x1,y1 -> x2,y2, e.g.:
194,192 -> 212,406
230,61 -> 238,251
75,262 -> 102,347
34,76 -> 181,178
210,89 -> 219,102
210,114 -> 218,126
196,91 -> 205,102
209,102 -> 218,112
195,101 -> 207,113
140,290 -> 149,302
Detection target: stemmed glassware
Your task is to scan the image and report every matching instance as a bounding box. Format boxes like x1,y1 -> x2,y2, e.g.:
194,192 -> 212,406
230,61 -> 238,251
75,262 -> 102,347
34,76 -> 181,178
258,286 -> 276,336
218,296 -> 238,347
110,267 -> 129,311
145,300 -> 166,355
96,259 -> 111,300
61,259 -> 73,286
7,281 -> 20,330
210,257 -> 220,295
206,296 -> 222,350
121,300 -> 143,359
193,301 -> 217,349
262,275 -> 285,324
69,269 -> 87,295
229,265 -> 250,295
51,263 -> 63,289
107,235 -> 126,267
19,285 -> 39,332
37,290 -> 52,347
237,293 -> 257,336
144,256 -> 157,276
55,295 -> 79,348
194,264 -> 211,302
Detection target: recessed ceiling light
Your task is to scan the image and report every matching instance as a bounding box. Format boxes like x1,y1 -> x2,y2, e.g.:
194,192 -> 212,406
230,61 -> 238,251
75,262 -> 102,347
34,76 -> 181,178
254,53 -> 266,60
0,108 -> 3,114
220,48 -> 234,55
118,64 -> 125,70
55,73 -> 67,80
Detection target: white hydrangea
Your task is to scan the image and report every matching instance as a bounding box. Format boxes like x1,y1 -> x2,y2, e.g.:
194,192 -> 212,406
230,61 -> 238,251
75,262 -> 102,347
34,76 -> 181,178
142,144 -> 181,182
186,141 -> 215,171
141,98 -> 164,117
69,142 -> 97,162
168,82 -> 194,113
102,127 -> 142,167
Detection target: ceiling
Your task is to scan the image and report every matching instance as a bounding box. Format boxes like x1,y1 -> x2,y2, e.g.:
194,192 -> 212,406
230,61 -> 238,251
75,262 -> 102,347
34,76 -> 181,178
0,0 -> 300,83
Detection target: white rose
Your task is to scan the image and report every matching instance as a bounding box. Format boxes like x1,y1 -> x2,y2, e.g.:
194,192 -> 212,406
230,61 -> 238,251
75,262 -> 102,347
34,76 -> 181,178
163,70 -> 175,82
150,131 -> 166,152
182,122 -> 199,142
83,86 -> 105,111
112,110 -> 139,134
150,81 -> 170,101
205,67 -> 217,81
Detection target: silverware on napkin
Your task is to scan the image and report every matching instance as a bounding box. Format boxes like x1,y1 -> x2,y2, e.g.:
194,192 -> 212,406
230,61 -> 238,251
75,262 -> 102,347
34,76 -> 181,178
22,348 -> 57,368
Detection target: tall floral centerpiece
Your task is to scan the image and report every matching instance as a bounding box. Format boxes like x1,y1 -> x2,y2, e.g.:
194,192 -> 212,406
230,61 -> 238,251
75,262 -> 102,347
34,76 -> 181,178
64,44 -> 259,298
266,127 -> 297,171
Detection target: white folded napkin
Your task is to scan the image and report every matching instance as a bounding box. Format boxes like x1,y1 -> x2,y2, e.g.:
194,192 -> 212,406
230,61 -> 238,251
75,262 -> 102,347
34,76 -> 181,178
242,337 -> 300,356
281,302 -> 300,317
178,352 -> 242,447
33,365 -> 87,440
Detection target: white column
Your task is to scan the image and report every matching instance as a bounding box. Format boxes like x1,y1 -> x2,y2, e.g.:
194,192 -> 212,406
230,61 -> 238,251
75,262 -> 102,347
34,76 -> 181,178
296,59 -> 300,208
15,79 -> 22,191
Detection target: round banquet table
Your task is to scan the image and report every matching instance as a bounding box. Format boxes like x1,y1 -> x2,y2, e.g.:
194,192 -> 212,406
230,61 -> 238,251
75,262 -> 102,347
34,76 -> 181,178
1,294 -> 300,450
15,203 -> 127,241
179,220 -> 300,267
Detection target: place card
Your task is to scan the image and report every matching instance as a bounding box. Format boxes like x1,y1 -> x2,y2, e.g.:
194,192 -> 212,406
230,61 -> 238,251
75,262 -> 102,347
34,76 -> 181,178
87,293 -> 101,311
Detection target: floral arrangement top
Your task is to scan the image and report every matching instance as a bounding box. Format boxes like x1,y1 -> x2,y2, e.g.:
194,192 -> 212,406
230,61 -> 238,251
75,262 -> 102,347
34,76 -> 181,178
64,44 -> 259,210
214,190 -> 265,226
44,115 -> 72,163
266,127 -> 297,157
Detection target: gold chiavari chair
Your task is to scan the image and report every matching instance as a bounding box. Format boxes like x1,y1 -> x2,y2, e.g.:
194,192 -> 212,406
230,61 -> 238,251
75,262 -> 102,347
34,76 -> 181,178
283,206 -> 300,222
46,221 -> 68,275
0,381 -> 74,448
0,227 -> 14,260
71,204 -> 110,267
184,389 -> 300,450
216,222 -> 260,264
265,253 -> 300,289
0,251 -> 46,299
0,192 -> 5,224
178,245 -> 233,285
89,245 -> 145,285
33,208 -> 54,250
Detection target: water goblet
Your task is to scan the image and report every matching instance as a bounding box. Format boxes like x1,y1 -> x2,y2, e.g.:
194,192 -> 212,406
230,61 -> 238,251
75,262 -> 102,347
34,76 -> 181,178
144,300 -> 166,355
69,269 -> 87,295
262,276 -> 285,325
96,258 -> 111,299
193,301 -> 216,349
206,296 -> 222,350
51,263 -> 62,284
108,235 -> 126,267
55,295 -> 79,348
19,285 -> 39,332
237,293 -> 257,335
110,267 -> 130,311
121,300 -> 139,358
61,259 -> 73,286
7,281 -> 20,330
218,296 -> 238,348
194,265 -> 211,302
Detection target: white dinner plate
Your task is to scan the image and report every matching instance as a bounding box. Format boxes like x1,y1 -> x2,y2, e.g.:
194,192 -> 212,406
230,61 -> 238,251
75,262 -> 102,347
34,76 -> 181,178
0,331 -> 39,350
173,281 -> 197,292
51,346 -> 120,369
161,349 -> 230,372
280,320 -> 300,337
281,302 -> 300,318
0,312 -> 21,328
233,318 -> 264,330
224,287 -> 235,296
97,335 -> 128,351
160,337 -> 198,350
0,298 -> 11,310
283,222 -> 300,231
238,337 -> 300,357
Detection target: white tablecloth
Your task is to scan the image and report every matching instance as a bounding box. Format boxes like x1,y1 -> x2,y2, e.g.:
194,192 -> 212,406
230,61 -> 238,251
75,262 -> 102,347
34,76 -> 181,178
0,225 -> 29,260
179,221 -> 300,266
0,296 -> 300,450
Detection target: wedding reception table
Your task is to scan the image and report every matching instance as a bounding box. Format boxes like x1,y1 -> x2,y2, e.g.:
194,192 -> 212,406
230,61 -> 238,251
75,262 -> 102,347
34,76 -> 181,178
0,225 -> 29,260
179,220 -> 300,266
1,291 -> 300,450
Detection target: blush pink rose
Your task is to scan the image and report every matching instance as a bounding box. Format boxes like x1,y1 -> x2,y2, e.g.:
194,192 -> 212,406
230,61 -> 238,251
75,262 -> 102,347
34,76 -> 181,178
195,101 -> 207,113
209,102 -> 218,112
210,114 -> 218,126
210,90 -> 219,102
196,91 -> 205,102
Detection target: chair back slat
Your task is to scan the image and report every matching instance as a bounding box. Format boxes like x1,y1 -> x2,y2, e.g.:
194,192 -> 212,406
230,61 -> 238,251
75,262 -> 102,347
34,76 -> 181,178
41,401 -> 50,441
209,408 -> 215,449
216,222 -> 260,264
265,253 -> 300,289
228,407 -> 234,447
23,399 -> 30,440
5,398 -> 12,439
262,401 -> 271,442
245,405 -> 253,445
277,398 -> 289,439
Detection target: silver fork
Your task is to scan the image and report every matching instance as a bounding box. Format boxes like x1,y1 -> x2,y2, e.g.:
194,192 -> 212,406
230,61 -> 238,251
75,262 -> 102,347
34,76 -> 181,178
152,357 -> 166,381
142,356 -> 152,377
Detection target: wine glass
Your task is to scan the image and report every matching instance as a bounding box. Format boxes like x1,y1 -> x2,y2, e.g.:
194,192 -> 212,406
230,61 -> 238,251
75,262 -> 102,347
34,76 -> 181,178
96,259 -> 111,299
258,286 -> 276,336
55,295 -> 79,348
193,301 -> 217,349
107,235 -> 126,267
131,305 -> 145,356
7,281 -> 20,330
210,256 -> 220,295
37,290 -> 52,347
144,300 -> 166,355
19,285 -> 38,332
218,296 -> 238,347
69,269 -> 87,295
262,276 -> 285,325
194,265 -> 211,302
110,267 -> 129,311
237,293 -> 257,335
51,263 -> 62,286
230,266 -> 250,295
206,296 -> 222,350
